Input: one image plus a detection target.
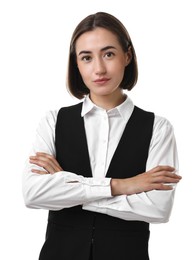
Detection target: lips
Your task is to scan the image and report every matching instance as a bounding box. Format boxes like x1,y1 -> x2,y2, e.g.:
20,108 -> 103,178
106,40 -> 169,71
93,78 -> 110,84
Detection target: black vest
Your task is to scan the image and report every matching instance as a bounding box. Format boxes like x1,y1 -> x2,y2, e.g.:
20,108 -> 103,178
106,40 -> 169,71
39,103 -> 154,260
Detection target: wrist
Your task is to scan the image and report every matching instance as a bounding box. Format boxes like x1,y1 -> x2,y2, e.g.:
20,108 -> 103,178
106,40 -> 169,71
111,178 -> 123,196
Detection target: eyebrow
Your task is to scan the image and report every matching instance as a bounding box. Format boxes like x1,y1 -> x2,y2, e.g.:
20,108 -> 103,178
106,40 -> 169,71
78,45 -> 117,56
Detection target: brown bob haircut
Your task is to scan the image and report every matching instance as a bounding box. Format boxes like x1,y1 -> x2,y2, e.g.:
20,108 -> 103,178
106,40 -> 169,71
67,12 -> 138,99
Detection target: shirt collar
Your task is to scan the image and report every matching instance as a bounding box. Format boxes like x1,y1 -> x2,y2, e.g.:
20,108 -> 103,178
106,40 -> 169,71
81,94 -> 134,121
81,95 -> 95,117
116,95 -> 134,121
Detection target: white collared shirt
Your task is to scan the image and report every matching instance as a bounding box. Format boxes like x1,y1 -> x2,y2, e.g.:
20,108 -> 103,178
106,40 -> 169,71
82,95 -> 135,179
23,95 -> 179,223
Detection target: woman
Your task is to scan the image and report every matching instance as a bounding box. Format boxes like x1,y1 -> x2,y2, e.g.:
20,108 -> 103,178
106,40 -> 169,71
23,12 -> 181,260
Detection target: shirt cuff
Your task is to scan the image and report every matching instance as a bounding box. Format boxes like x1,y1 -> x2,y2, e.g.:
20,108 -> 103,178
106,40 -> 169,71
62,171 -> 112,200
84,178 -> 112,200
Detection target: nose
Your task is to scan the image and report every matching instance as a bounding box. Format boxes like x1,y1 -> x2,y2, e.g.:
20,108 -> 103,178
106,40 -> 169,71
94,57 -> 106,75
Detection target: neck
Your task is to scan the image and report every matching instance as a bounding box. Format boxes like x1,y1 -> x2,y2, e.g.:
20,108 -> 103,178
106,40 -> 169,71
90,90 -> 126,111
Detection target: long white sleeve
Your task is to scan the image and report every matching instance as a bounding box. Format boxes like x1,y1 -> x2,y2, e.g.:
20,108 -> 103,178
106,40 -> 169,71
22,110 -> 112,210
83,116 -> 179,223
23,97 -> 179,224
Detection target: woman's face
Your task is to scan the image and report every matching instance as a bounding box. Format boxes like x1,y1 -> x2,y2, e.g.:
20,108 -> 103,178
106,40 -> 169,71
75,27 -> 131,101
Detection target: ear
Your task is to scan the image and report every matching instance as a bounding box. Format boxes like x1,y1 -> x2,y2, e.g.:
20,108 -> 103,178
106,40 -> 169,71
125,47 -> 132,66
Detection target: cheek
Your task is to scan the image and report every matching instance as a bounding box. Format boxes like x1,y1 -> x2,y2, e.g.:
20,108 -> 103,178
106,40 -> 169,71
112,62 -> 126,78
77,64 -> 90,81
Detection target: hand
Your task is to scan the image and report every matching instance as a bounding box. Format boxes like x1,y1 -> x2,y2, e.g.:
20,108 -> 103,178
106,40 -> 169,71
111,165 -> 182,196
29,152 -> 63,174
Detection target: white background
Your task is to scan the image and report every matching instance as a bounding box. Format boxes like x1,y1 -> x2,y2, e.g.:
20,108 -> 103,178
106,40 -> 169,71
0,0 -> 195,259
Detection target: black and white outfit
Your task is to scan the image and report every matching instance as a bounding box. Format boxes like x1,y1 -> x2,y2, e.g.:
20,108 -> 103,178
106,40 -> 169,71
23,95 -> 179,260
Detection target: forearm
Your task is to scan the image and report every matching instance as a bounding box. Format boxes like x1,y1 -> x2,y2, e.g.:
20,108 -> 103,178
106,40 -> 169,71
23,111 -> 112,210
83,116 -> 181,223
83,187 -> 177,223
83,165 -> 181,223
111,165 -> 180,196
23,162 -> 112,210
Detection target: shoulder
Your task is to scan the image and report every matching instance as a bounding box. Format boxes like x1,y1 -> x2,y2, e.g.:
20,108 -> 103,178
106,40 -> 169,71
153,114 -> 174,137
134,105 -> 154,119
40,102 -> 83,126
134,105 -> 175,136
36,110 -> 59,134
135,104 -> 174,132
58,102 -> 83,114
57,102 -> 83,122
133,106 -> 155,127
154,114 -> 174,130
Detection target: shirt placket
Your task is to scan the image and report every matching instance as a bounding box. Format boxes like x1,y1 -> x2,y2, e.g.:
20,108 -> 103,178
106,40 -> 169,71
94,111 -> 109,179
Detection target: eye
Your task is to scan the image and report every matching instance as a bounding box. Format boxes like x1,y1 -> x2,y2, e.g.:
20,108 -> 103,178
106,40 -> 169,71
104,52 -> 115,59
81,55 -> 92,63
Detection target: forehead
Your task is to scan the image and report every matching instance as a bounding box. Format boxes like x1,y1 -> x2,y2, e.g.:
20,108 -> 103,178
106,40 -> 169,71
75,27 -> 121,52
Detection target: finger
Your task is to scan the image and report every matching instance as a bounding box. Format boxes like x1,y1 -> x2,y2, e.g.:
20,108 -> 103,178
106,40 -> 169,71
29,158 -> 57,174
153,175 -> 181,184
29,153 -> 63,174
35,153 -> 59,166
153,183 -> 174,191
150,165 -> 175,173
31,169 -> 49,174
35,153 -> 62,170
153,171 -> 182,181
